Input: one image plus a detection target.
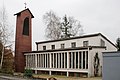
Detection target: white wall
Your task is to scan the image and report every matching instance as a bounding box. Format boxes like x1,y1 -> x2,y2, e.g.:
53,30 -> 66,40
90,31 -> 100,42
37,36 -> 100,51
89,48 -> 106,76
37,35 -> 117,52
99,36 -> 117,51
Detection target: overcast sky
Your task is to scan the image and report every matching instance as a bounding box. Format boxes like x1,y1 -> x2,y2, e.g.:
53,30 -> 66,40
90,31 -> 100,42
0,0 -> 120,50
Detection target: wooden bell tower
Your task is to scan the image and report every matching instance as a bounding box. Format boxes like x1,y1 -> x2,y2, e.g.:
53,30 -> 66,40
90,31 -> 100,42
14,8 -> 34,72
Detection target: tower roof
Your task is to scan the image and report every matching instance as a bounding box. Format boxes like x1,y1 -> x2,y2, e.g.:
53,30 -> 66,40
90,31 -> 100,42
14,8 -> 34,18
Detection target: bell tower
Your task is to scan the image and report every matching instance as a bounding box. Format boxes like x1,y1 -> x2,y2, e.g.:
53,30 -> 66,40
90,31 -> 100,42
14,8 -> 34,72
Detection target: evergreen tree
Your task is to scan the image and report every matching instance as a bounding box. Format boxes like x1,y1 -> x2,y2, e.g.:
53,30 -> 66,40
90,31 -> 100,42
116,37 -> 120,51
61,15 -> 72,38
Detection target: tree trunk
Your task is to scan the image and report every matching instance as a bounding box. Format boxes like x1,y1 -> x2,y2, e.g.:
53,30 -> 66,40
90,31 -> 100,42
0,46 -> 4,69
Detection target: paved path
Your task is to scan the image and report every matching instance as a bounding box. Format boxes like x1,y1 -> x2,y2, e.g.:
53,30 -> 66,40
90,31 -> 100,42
0,76 -> 27,80
0,76 -> 47,80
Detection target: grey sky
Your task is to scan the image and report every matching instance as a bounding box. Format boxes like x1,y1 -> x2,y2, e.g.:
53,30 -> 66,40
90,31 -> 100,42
0,0 -> 120,50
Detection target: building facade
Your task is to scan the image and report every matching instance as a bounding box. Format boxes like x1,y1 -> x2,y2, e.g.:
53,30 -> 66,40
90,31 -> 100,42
14,8 -> 117,77
24,33 -> 117,77
15,8 -> 34,72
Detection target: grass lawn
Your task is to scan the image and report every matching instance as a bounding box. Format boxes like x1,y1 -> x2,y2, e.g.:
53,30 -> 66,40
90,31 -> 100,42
33,74 -> 102,80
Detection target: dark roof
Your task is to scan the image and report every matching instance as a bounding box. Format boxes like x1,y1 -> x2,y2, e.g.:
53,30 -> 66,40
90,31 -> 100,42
103,51 -> 120,54
103,51 -> 120,57
14,8 -> 34,18
36,33 -> 117,48
24,46 -> 106,54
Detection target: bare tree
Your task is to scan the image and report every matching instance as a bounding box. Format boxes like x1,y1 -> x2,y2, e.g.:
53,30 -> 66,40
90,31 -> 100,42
68,16 -> 83,36
43,11 -> 83,40
61,15 -> 82,38
43,10 -> 61,40
0,6 -> 13,69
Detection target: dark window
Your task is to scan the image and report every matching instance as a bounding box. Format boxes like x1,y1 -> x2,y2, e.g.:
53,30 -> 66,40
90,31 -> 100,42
73,52 -> 75,68
86,51 -> 88,69
65,52 -> 67,68
54,54 -> 56,68
51,45 -> 55,50
23,17 -> 29,35
83,41 -> 89,47
61,44 -> 65,49
83,51 -> 85,69
76,52 -> 78,68
43,46 -> 46,50
101,39 -> 105,46
44,54 -> 45,68
62,53 -> 64,68
79,52 -> 81,69
51,53 -> 53,68
59,53 -> 61,68
71,42 -> 76,48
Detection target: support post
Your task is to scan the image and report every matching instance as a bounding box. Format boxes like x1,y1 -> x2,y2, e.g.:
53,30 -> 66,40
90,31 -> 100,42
35,70 -> 37,74
78,52 -> 80,69
67,71 -> 69,77
74,52 -> 76,69
88,47 -> 91,77
67,52 -> 69,69
56,53 -> 57,68
81,51 -> 83,69
61,53 -> 63,68
35,54 -> 37,68
64,53 -> 65,68
34,54 -> 37,74
50,53 -> 51,68
49,71 -> 52,75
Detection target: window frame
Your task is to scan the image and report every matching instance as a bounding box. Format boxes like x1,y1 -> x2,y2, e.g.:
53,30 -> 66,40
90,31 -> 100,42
61,43 -> 65,49
101,39 -> 105,47
23,17 -> 29,36
51,45 -> 55,50
83,41 -> 89,47
71,42 -> 76,48
43,46 -> 46,50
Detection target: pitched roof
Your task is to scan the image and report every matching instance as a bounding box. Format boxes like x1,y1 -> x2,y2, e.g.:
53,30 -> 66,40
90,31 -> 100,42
36,33 -> 117,48
14,8 -> 34,18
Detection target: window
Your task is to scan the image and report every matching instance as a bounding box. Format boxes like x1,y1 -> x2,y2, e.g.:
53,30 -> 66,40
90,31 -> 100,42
23,17 -> 29,35
101,39 -> 105,46
71,42 -> 76,48
83,41 -> 88,47
51,45 -> 55,50
61,44 -> 65,49
43,46 -> 46,50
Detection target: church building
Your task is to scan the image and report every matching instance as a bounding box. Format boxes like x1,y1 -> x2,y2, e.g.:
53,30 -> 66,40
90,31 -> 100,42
14,8 -> 117,77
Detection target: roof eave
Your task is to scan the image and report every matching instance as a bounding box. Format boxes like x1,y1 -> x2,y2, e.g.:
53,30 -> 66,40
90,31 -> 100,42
14,8 -> 34,18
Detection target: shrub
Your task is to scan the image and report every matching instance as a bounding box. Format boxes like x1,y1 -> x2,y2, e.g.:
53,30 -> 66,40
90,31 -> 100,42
24,69 -> 33,77
0,68 -> 14,75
